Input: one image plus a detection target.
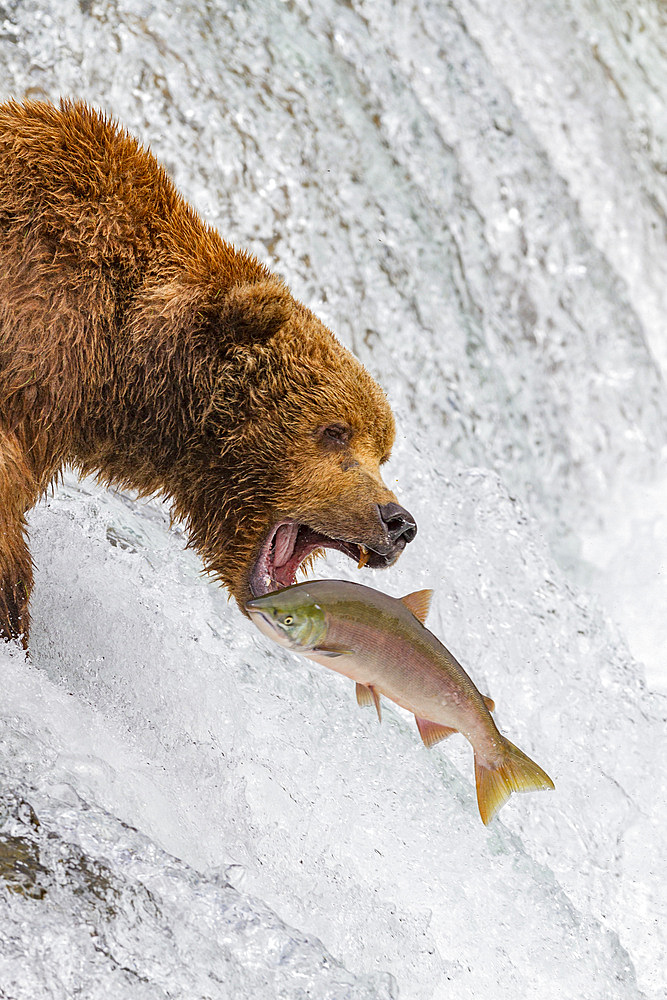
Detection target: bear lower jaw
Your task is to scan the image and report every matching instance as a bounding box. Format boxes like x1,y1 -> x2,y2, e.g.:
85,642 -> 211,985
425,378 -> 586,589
249,520 -> 402,597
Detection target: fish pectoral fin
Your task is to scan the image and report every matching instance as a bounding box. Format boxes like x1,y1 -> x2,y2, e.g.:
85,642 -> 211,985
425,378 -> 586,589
483,694 -> 495,712
400,589 -> 433,624
415,716 -> 458,748
356,683 -> 382,722
312,644 -> 353,658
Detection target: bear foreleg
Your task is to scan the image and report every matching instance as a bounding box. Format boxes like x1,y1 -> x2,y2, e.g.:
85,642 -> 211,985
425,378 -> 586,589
0,429 -> 37,649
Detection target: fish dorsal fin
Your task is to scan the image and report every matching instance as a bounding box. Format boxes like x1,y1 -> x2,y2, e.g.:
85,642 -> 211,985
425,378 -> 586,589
483,694 -> 495,713
415,716 -> 457,748
356,683 -> 382,722
400,589 -> 433,624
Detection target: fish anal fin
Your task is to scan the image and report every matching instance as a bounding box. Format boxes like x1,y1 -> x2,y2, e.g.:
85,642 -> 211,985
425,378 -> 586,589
356,682 -> 382,722
400,589 -> 433,624
474,739 -> 554,826
415,716 -> 457,747
483,694 -> 495,712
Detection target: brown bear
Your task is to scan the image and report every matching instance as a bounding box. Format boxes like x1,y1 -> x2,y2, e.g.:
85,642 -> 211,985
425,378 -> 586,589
0,99 -> 416,648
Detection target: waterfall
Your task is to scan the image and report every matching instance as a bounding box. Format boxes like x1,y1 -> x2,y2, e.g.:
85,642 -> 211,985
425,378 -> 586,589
1,2 -> 664,997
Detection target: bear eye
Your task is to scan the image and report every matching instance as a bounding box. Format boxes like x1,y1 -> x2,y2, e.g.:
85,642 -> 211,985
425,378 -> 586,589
319,423 -> 351,447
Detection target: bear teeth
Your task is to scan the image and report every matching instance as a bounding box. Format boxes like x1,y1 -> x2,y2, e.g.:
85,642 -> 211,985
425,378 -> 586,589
251,521 -> 387,598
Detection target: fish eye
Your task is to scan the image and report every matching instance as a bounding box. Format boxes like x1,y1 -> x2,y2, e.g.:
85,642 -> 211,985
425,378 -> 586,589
282,615 -> 294,626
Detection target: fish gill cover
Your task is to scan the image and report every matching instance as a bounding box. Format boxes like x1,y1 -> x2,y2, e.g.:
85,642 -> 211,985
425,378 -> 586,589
0,1 -> 665,998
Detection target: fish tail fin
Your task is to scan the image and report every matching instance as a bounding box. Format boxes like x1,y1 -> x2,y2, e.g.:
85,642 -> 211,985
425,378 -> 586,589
474,739 -> 554,826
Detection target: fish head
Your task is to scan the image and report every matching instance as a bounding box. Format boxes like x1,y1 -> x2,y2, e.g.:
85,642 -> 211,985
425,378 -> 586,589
245,587 -> 328,652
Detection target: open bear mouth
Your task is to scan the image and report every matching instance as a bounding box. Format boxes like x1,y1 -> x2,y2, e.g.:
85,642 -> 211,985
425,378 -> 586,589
249,520 -> 396,597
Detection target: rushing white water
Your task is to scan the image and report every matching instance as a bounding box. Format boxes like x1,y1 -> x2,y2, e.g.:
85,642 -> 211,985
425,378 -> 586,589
1,1 -> 666,998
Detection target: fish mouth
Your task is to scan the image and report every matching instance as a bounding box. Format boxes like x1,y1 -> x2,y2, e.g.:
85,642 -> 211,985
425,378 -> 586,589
245,605 -> 274,630
248,520 -> 404,597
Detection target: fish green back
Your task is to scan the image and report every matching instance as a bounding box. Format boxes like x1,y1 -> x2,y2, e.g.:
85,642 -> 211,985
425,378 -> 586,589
279,581 -> 485,703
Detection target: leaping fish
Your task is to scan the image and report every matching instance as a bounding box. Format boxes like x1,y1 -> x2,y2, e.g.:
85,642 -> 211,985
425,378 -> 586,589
246,580 -> 554,825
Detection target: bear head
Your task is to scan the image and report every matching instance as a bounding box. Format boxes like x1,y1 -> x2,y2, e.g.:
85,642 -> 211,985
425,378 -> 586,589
162,277 -> 417,609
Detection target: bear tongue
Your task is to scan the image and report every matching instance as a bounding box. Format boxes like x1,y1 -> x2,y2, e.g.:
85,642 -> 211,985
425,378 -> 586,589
273,522 -> 299,569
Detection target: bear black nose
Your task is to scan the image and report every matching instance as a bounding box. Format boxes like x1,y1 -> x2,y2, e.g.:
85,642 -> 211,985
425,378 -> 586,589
378,502 -> 417,545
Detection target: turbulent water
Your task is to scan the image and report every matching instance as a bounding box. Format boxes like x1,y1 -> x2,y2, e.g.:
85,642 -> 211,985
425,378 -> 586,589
1,1 -> 666,997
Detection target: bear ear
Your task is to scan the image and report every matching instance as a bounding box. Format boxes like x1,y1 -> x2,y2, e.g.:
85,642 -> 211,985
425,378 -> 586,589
218,280 -> 294,344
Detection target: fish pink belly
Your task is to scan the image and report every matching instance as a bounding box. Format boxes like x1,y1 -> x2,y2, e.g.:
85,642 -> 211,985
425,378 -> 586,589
340,649 -> 502,764
309,620 -> 503,764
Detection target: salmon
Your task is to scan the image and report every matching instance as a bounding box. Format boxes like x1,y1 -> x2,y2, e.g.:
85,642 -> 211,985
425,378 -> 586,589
246,580 -> 554,825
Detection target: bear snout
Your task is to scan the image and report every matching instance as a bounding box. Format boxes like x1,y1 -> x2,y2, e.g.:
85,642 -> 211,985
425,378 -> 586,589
377,502 -> 417,547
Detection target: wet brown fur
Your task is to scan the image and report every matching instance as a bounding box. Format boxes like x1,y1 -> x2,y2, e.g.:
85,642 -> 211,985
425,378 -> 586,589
0,99 -> 399,646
